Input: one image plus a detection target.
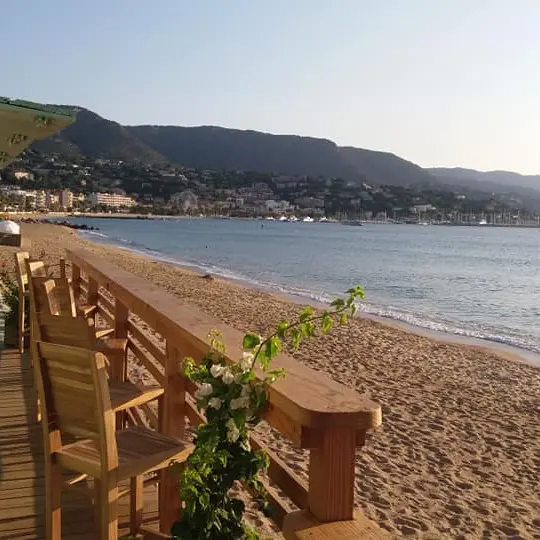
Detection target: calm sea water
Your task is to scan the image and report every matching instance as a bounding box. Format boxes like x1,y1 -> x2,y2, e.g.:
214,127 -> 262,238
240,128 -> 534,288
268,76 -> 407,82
71,217 -> 540,354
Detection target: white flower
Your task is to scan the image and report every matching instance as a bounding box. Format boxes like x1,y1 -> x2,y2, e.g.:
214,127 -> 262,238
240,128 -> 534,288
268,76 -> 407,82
239,352 -> 253,372
222,369 -> 235,385
226,418 -> 240,442
230,396 -> 250,410
208,397 -> 222,410
195,382 -> 213,400
210,364 -> 225,378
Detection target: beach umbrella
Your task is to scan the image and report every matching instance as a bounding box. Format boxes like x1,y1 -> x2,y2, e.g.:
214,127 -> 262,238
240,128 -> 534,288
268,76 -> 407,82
0,97 -> 76,169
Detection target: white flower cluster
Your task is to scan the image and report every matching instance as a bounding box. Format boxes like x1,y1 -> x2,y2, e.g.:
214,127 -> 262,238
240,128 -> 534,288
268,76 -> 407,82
193,350 -> 259,443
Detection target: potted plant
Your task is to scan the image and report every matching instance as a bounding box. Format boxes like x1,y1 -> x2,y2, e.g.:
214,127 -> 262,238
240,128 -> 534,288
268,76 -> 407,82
0,268 -> 29,347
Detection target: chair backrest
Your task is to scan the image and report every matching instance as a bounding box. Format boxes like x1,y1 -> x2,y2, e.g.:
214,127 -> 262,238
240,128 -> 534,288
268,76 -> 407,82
36,311 -> 97,349
14,251 -> 30,290
30,277 -> 77,317
35,341 -> 117,467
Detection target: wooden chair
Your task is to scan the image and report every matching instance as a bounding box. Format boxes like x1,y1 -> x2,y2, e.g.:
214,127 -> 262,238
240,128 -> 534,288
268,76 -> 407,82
25,259 -> 99,321
14,252 -> 73,353
35,311 -> 163,417
34,341 -> 193,540
30,275 -> 112,339
14,251 -> 44,353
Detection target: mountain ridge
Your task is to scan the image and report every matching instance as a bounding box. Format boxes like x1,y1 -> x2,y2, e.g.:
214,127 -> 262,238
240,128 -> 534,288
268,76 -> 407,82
29,105 -> 540,194
31,106 -> 430,187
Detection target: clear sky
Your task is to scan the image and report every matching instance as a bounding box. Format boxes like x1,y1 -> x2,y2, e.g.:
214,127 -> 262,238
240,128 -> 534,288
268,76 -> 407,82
2,1 -> 540,173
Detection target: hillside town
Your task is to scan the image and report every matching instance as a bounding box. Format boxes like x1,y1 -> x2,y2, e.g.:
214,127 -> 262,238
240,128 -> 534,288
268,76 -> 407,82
2,150 -> 540,225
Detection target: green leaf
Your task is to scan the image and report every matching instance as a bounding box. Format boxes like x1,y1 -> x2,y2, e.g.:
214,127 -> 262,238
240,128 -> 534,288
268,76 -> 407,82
292,328 -> 302,350
264,336 -> 282,362
321,313 -> 333,334
330,297 -> 345,309
340,312 -> 348,325
242,333 -> 261,350
346,285 -> 365,299
277,320 -> 288,338
299,306 -> 314,322
350,303 -> 358,317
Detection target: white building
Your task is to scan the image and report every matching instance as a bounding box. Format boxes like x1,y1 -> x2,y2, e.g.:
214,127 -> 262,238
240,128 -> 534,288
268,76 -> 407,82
265,200 -> 292,211
88,192 -> 136,208
170,190 -> 198,212
14,171 -> 34,181
46,192 -> 59,207
60,189 -> 74,209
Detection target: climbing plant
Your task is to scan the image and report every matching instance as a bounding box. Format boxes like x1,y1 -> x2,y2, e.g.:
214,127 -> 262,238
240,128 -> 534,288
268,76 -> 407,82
170,286 -> 365,539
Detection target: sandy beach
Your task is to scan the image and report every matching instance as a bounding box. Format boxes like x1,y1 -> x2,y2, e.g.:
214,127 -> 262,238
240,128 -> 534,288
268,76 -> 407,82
3,223 -> 540,539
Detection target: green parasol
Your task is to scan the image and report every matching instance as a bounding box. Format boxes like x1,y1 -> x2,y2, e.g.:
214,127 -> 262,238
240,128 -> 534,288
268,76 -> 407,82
0,97 -> 76,169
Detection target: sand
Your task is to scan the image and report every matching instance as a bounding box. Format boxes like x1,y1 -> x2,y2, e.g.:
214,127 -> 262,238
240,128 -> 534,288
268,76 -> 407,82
3,223 -> 540,539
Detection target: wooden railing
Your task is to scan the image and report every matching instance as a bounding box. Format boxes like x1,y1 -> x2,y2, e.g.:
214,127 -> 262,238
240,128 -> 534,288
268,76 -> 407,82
67,248 -> 384,538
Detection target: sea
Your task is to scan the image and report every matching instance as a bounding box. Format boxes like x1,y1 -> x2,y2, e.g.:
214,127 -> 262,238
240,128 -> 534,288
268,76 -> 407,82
69,217 -> 540,357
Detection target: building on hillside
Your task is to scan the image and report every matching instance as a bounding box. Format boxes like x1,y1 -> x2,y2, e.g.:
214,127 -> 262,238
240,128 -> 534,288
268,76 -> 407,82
14,171 -> 34,181
294,197 -> 324,209
87,192 -> 136,208
264,200 -> 292,212
170,190 -> 198,212
60,189 -> 74,209
35,190 -> 46,208
46,192 -> 59,207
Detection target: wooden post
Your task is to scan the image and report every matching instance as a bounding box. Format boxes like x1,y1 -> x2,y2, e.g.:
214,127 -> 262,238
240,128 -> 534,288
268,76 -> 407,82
113,298 -> 129,428
159,342 -> 186,533
71,263 -> 81,302
307,428 -> 357,522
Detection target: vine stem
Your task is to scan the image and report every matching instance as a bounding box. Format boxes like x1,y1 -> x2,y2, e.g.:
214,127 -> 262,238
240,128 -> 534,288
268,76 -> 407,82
250,304 -> 352,371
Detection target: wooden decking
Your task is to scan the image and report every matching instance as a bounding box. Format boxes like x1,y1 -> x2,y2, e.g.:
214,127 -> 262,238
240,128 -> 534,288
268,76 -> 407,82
0,348 -> 160,539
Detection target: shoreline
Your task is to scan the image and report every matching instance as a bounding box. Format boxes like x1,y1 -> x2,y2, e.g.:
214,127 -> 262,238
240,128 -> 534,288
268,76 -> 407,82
4,223 -> 540,538
80,229 -> 540,370
7,211 -> 540,228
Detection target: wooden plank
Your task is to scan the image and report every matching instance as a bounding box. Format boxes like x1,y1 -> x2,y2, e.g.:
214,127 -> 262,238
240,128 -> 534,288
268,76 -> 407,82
67,248 -> 382,433
0,348 -> 162,539
128,337 -> 165,386
98,304 -> 115,327
98,291 -> 115,314
128,320 -> 166,366
283,510 -> 392,540
159,342 -> 185,532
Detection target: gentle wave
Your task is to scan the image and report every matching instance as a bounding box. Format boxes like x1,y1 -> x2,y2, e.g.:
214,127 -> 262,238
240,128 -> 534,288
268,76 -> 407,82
78,229 -> 540,355
358,303 -> 540,353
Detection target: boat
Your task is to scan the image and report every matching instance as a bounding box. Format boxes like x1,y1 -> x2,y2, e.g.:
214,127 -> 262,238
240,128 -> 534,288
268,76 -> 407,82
479,219 -> 487,225
278,215 -> 288,222
265,216 -> 275,221
303,216 -> 314,223
288,215 -> 299,222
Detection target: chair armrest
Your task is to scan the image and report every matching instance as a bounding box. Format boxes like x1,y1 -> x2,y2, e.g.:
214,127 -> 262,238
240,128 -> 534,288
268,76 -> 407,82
96,337 -> 128,353
77,303 -> 98,318
95,328 -> 115,339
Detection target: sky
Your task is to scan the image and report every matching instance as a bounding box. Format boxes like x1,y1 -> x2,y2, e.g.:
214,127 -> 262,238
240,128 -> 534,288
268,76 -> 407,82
2,0 -> 540,174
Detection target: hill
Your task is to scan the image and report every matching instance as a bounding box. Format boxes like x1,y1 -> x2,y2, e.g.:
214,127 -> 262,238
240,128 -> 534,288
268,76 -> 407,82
30,106 -> 430,186
33,109 -> 167,164
428,167 -> 540,195
340,146 -> 432,186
